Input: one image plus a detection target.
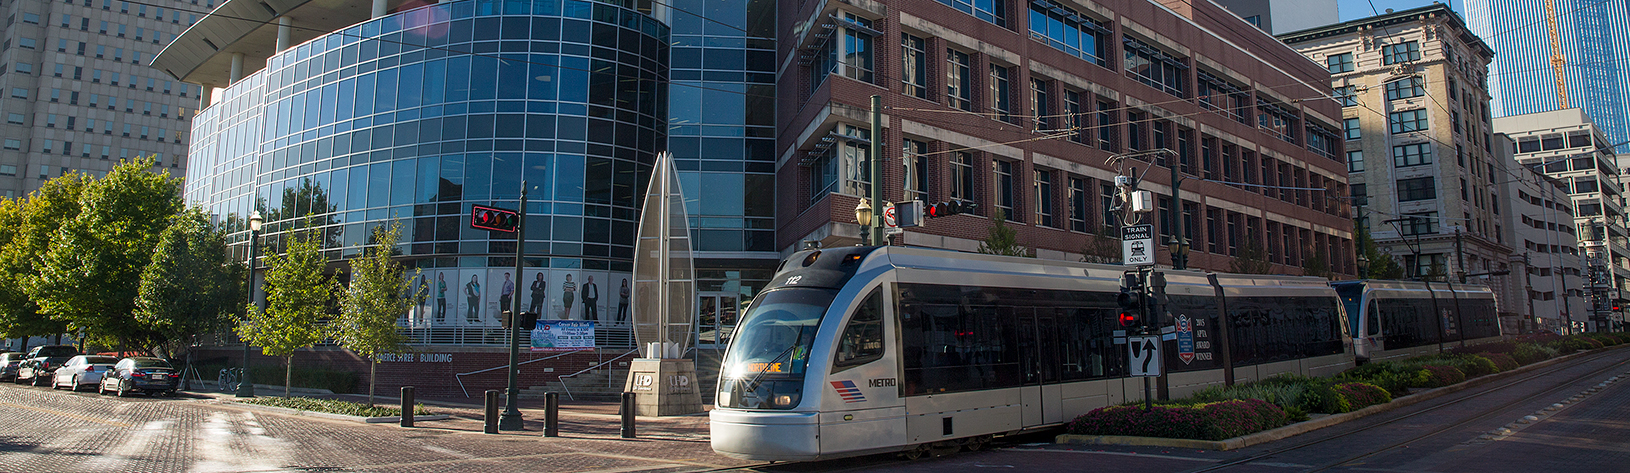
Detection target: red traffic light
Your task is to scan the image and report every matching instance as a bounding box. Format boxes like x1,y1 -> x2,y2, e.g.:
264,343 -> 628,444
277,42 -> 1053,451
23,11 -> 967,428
470,204 -> 521,232
1119,311 -> 1138,327
925,201 -> 975,219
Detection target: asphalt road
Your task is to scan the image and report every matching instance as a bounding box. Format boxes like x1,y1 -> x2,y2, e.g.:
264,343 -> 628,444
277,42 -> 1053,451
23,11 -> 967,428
3,347 -> 1627,472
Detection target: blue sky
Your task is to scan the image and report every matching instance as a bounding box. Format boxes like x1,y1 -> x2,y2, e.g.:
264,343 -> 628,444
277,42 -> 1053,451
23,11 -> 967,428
1338,0 -> 1460,22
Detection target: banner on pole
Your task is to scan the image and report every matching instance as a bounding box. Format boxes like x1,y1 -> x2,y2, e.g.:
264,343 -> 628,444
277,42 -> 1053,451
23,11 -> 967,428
531,320 -> 597,351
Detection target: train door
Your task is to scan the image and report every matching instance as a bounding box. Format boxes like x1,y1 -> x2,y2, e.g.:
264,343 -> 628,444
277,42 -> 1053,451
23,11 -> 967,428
1017,310 -> 1062,427
697,293 -> 739,348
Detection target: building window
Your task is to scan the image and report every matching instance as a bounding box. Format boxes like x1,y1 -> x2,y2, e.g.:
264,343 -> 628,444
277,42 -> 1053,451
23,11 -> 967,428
990,64 -> 1013,123
939,0 -> 1007,28
901,33 -> 928,99
903,139 -> 929,202
1035,169 -> 1054,227
0,165 -> 14,176
1384,77 -> 1424,100
1347,150 -> 1364,173
5,113 -> 22,124
1127,112 -> 1145,151
1097,99 -> 1117,151
1124,37 -> 1186,98
1408,253 -> 1446,278
1389,109 -> 1428,134
1327,53 -> 1354,73
1069,176 -> 1088,232
2,139 -> 20,150
1392,143 -> 1432,167
1397,177 -> 1435,202
1197,71 -> 1249,123
21,13 -> 41,24
1062,90 -> 1086,144
1334,86 -> 1357,107
10,88 -> 26,99
1031,78 -> 1050,131
993,160 -> 1015,219
1382,41 -> 1421,65
840,14 -> 874,83
1306,126 -> 1339,160
1028,1 -> 1109,67
951,151 -> 974,202
1258,99 -> 1297,144
1344,117 -> 1361,140
946,49 -> 973,111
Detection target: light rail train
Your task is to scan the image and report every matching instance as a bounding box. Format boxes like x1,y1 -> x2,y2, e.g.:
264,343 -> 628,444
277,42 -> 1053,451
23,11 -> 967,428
1332,280 -> 1501,362
710,246 -> 1370,461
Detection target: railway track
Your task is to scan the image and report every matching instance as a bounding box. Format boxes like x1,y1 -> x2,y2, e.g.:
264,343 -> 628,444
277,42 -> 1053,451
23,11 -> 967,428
1186,348 -> 1630,473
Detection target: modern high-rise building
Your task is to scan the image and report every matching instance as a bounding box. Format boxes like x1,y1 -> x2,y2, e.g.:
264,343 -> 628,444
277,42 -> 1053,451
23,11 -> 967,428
158,0 -> 776,392
777,0 -> 1355,276
1211,0 -> 1337,35
0,0 -> 205,198
1495,132 -> 1586,334
1494,108 -> 1627,332
1281,5 -> 1511,286
1459,0 -> 1630,153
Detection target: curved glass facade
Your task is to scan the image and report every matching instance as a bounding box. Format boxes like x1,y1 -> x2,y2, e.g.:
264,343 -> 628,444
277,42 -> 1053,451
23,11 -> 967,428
183,0 -> 668,333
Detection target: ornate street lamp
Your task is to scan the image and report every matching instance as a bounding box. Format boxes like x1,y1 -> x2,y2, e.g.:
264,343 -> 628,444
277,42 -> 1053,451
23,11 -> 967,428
238,211 -> 262,398
855,199 -> 873,246
1357,254 -> 1370,280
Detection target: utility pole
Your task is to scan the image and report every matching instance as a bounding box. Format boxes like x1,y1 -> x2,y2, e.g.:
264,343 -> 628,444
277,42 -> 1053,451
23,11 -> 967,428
499,181 -> 528,431
869,95 -> 884,246
1170,154 -> 1186,270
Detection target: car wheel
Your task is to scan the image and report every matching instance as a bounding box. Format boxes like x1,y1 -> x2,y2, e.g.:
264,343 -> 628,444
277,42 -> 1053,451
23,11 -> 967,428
98,382 -> 107,395
116,382 -> 128,398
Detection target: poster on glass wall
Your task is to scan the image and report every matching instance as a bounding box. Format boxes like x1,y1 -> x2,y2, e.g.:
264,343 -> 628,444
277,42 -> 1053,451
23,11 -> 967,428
531,320 -> 596,351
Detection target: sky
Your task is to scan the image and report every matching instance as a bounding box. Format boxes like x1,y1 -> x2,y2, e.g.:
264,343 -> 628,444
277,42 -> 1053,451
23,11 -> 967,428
1338,0 -> 1461,22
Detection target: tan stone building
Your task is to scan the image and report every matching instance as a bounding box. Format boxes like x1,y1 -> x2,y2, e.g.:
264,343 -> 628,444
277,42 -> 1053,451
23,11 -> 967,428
1282,5 -> 1510,284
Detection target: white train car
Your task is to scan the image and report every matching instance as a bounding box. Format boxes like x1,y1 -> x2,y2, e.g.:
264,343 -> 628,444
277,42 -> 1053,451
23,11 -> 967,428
710,246 -> 1352,461
1332,280 -> 1501,362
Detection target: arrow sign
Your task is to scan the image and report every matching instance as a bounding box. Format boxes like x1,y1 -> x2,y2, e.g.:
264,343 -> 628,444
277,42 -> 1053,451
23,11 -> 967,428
1129,335 -> 1161,377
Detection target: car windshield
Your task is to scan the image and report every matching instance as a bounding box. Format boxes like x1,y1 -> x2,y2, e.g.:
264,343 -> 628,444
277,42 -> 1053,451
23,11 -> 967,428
85,356 -> 119,364
720,288 -> 836,379
132,359 -> 172,368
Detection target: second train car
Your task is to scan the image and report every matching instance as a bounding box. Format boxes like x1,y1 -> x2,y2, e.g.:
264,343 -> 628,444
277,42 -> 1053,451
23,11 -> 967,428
1332,280 -> 1501,362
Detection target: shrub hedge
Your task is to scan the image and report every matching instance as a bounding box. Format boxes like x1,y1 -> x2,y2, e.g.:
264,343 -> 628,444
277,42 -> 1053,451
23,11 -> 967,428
1331,382 -> 1390,409
237,396 -> 431,417
1066,399 -> 1288,441
1477,352 -> 1519,371
1420,365 -> 1466,387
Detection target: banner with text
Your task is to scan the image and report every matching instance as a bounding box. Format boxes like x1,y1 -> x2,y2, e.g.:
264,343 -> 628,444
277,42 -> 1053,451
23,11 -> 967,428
531,320 -> 596,351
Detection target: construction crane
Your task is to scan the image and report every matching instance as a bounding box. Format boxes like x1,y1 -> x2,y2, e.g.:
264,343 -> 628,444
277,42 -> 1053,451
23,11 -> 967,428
1545,0 -> 1570,109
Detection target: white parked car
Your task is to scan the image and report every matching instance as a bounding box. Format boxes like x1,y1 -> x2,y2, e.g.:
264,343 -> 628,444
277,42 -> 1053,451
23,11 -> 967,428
52,355 -> 119,392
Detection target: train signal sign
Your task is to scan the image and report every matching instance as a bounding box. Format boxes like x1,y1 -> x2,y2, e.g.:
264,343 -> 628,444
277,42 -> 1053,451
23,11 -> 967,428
1128,335 -> 1161,377
470,204 -> 520,232
1122,224 -> 1154,266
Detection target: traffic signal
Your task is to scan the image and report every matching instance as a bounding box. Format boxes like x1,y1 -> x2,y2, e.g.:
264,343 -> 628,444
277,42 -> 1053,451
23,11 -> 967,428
924,201 -> 978,218
470,204 -> 520,232
1117,272 -> 1144,328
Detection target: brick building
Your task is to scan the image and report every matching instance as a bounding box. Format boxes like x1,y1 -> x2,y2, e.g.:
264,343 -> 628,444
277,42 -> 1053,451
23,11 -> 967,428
779,0 -> 1354,276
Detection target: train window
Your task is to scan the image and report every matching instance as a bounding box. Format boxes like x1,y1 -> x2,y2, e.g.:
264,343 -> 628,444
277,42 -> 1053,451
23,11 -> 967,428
721,288 -> 835,378
1366,304 -> 1380,336
1057,306 -> 1124,381
1228,296 -> 1345,366
833,289 -> 885,372
898,283 -> 1023,396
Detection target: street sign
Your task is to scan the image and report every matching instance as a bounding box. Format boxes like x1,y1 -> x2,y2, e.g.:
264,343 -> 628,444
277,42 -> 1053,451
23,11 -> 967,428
1122,224 -> 1154,266
1128,335 -> 1161,377
882,203 -> 904,235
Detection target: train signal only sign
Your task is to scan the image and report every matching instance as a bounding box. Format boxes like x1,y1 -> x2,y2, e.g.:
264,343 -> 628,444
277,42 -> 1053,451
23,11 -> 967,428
1128,335 -> 1161,377
470,204 -> 520,232
1122,224 -> 1155,266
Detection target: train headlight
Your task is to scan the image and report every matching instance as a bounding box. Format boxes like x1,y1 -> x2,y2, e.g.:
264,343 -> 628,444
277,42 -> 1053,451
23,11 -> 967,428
718,391 -> 731,406
774,395 -> 794,407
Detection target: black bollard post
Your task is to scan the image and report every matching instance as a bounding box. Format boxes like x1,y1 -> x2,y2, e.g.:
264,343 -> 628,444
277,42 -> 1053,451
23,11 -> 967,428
484,390 -> 500,434
401,386 -> 416,428
544,392 -> 560,437
620,392 -> 636,438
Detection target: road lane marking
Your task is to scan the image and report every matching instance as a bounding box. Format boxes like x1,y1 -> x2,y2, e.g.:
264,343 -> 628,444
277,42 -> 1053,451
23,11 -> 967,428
1004,447 -> 1223,462
0,400 -> 134,427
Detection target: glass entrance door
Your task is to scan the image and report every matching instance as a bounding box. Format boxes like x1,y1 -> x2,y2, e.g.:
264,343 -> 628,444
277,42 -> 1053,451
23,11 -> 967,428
697,292 -> 739,347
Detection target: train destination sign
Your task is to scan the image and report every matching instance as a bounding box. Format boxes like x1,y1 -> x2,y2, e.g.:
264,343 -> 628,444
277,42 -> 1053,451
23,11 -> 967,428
1122,224 -> 1154,265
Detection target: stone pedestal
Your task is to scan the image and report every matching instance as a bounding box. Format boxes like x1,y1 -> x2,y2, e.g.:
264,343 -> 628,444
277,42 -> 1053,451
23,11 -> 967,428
622,358 -> 703,416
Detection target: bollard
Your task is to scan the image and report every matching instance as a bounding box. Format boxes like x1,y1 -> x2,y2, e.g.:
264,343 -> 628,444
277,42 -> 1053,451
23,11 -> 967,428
401,386 -> 416,428
484,390 -> 500,434
544,392 -> 560,437
620,392 -> 636,438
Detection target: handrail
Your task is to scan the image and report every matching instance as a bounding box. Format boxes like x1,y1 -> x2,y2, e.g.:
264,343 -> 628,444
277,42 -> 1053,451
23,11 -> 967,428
557,348 -> 641,401
452,349 -> 587,398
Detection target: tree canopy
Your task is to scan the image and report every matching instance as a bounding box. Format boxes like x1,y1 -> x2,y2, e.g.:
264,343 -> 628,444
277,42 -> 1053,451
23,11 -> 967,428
136,207 -> 244,359
977,211 -> 1032,257
336,222 -> 418,405
239,222 -> 335,396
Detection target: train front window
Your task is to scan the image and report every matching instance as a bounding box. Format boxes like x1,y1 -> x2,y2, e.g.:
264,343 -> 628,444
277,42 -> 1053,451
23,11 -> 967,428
717,288 -> 835,409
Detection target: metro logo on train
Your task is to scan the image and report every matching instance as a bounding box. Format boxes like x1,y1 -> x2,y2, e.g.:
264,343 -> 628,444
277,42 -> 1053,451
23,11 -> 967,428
830,380 -> 866,403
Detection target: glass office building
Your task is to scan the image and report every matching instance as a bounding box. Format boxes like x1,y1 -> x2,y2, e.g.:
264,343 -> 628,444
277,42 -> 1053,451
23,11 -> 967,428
180,0 -> 671,342
171,0 -> 779,348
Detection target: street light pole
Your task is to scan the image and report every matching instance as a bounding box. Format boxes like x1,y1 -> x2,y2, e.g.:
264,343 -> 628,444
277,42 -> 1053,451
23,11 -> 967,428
869,95 -> 884,246
499,182 -> 528,431
238,211 -> 263,398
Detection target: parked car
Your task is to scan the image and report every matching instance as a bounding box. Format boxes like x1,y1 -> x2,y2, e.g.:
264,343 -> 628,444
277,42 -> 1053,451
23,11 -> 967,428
0,352 -> 23,380
100,357 -> 180,397
52,355 -> 119,391
16,345 -> 79,386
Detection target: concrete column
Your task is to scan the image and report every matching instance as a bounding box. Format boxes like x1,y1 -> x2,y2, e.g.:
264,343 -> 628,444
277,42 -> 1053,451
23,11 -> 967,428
229,53 -> 245,83
372,0 -> 388,18
276,17 -> 292,51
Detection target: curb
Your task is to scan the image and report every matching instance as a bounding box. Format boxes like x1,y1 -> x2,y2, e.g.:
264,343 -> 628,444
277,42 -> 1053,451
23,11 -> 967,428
192,382 -> 335,396
1056,344 -> 1624,451
229,402 -> 452,424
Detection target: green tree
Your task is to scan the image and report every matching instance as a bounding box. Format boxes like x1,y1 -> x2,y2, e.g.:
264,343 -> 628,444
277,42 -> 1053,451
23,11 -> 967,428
336,222 -> 420,406
135,207 -> 245,360
30,159 -> 180,349
1355,224 -> 1405,280
239,223 -> 335,397
1079,225 -> 1122,264
0,175 -> 91,348
977,211 -> 1032,257
1301,245 -> 1331,280
1228,240 -> 1274,274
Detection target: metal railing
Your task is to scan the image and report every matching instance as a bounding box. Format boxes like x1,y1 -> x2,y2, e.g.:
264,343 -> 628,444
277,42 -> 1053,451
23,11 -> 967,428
395,326 -> 637,348
557,348 -> 641,401
451,349 -> 587,398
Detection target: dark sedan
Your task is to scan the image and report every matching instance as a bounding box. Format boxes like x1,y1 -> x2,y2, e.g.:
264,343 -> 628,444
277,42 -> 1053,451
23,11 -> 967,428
0,352 -> 22,380
100,357 -> 180,397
